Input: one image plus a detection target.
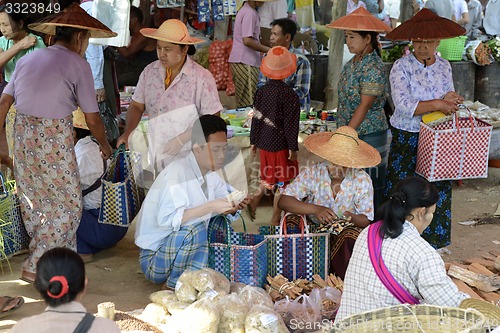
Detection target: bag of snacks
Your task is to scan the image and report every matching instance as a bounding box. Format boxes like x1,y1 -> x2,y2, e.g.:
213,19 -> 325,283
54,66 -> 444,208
465,40 -> 494,66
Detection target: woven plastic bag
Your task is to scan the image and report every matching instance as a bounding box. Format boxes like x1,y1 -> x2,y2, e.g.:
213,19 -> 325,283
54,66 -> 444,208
416,108 -> 493,182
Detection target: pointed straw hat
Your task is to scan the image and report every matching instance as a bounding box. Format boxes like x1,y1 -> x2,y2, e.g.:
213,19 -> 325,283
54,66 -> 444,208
28,3 -> 116,38
386,8 -> 465,41
459,299 -> 500,328
260,46 -> 297,80
326,7 -> 391,33
72,109 -> 89,130
141,19 -> 204,45
304,126 -> 381,168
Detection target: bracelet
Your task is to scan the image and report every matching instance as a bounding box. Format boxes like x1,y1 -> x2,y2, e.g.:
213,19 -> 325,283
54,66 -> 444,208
175,136 -> 184,147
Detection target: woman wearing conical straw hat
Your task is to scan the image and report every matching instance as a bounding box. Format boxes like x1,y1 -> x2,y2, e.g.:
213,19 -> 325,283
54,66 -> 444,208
0,3 -> 115,283
279,126 -> 380,279
116,19 -> 223,173
384,8 -> 466,250
327,7 -> 391,214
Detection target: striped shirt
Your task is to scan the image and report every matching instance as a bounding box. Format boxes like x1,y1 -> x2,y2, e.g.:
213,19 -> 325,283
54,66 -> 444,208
335,221 -> 469,322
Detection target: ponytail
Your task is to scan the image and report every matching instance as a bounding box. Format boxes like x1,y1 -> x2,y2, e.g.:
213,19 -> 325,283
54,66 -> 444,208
380,177 -> 439,238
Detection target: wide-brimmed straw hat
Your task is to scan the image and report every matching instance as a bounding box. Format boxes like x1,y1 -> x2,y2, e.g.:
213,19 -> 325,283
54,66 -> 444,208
72,109 -> 89,130
28,3 -> 116,38
460,299 -> 500,327
260,46 -> 297,80
386,8 -> 465,41
304,126 -> 381,168
326,7 -> 391,33
141,19 -> 204,45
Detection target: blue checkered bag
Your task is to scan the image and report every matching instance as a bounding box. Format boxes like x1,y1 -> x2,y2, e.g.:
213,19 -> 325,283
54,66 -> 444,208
259,214 -> 329,281
0,172 -> 29,261
98,145 -> 145,227
208,215 -> 268,287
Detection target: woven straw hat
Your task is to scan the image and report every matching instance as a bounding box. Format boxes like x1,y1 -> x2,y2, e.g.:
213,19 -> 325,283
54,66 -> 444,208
72,109 -> 89,130
326,7 -> 391,33
260,46 -> 297,80
140,19 -> 204,45
304,126 -> 381,168
386,8 -> 465,41
460,299 -> 500,327
28,3 -> 116,39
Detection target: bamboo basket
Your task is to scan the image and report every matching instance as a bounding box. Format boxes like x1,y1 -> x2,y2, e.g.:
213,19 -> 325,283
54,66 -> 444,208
331,304 -> 487,333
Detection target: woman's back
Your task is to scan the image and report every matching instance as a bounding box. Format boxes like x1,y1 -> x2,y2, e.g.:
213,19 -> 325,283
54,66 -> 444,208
11,301 -> 119,333
336,221 -> 467,321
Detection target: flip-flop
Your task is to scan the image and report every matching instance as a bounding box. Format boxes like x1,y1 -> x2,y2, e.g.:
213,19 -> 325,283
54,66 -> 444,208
0,296 -> 24,319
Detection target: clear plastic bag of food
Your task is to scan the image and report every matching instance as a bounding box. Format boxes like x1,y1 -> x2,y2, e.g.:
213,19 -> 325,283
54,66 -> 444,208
245,305 -> 290,333
274,295 -> 321,333
215,293 -> 249,333
173,298 -> 220,333
238,285 -> 274,309
192,268 -> 230,298
309,287 -> 341,320
175,270 -> 199,303
149,290 -> 178,308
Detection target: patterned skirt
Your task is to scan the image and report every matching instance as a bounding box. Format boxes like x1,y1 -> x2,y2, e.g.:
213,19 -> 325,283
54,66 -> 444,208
385,127 -> 452,249
230,62 -> 259,108
14,113 -> 81,273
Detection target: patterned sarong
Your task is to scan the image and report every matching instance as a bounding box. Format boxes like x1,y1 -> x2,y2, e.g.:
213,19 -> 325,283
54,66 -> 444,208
230,62 -> 259,108
14,113 -> 82,273
385,127 -> 452,249
139,221 -> 208,288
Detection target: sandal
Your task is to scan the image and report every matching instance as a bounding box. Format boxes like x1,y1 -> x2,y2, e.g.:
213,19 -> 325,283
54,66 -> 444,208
0,296 -> 24,319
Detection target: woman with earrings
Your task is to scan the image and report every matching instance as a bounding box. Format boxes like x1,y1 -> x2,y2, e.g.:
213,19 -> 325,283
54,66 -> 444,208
0,1 -> 46,158
326,7 -> 392,213
335,177 -> 469,322
384,9 -> 465,250
0,4 -> 114,283
10,248 -> 120,333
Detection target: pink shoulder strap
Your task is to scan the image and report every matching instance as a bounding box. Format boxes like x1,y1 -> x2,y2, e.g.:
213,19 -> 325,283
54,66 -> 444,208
367,221 -> 420,305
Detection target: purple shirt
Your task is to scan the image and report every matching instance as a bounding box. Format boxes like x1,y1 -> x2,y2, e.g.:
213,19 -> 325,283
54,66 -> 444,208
4,44 -> 99,118
228,2 -> 262,68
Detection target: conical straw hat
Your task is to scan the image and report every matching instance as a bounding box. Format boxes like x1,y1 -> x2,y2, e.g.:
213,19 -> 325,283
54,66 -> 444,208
141,19 -> 204,45
327,7 -> 391,33
28,3 -> 116,39
304,126 -> 381,168
386,8 -> 465,41
260,46 -> 297,80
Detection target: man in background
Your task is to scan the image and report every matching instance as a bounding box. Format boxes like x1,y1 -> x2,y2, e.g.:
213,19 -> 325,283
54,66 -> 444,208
116,6 -> 157,88
257,18 -> 311,112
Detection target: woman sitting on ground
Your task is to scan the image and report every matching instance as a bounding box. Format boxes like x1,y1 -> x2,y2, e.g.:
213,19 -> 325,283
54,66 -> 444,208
278,126 -> 380,279
335,177 -> 469,322
11,247 -> 120,333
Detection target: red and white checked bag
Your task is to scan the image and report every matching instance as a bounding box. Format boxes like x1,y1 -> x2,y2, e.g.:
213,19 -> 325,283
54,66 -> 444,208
416,113 -> 493,182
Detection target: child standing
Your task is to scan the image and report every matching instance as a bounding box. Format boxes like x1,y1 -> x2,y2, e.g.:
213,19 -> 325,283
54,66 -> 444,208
249,46 -> 301,224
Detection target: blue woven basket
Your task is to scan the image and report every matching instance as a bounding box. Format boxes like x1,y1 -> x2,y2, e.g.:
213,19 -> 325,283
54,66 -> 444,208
0,173 -> 29,261
208,215 -> 268,287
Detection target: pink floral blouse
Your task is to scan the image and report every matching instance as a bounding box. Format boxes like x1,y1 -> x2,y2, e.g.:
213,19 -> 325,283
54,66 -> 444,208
282,162 -> 375,222
132,56 -> 222,119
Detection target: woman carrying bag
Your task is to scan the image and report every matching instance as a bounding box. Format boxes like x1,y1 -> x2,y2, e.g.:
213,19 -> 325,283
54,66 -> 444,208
384,9 -> 466,250
0,4 -> 114,283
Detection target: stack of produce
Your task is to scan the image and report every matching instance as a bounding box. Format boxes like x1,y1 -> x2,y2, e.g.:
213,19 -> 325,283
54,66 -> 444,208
487,36 -> 500,63
208,40 -> 235,96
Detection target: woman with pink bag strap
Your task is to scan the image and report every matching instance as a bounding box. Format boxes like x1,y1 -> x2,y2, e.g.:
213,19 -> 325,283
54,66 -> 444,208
335,177 -> 469,322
